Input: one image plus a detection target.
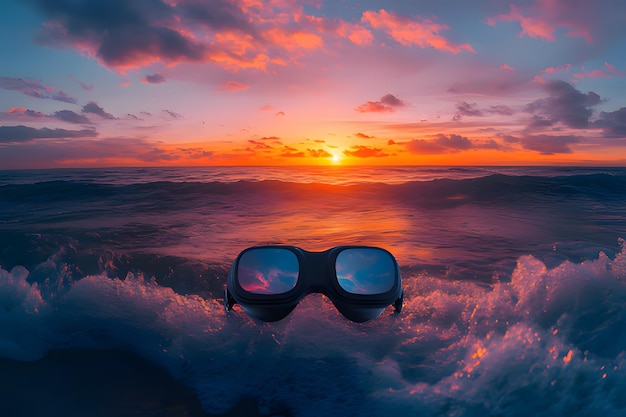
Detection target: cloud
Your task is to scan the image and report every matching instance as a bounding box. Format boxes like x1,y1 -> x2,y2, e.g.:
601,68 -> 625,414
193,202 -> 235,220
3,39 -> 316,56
163,110 -> 183,119
0,77 -> 78,103
68,75 -> 94,91
3,108 -> 93,125
453,102 -> 514,121
1,107 -> 46,121
594,107 -> 626,137
453,102 -> 483,119
0,136 -> 214,168
141,73 -> 166,84
525,80 -> 601,129
27,0 -> 478,74
504,134 -> 580,154
27,0 -> 324,71
573,62 -> 625,82
248,139 -> 272,150
53,110 -> 92,124
217,80 -> 249,92
356,93 -> 407,113
279,145 -> 305,158
361,9 -> 474,53
308,148 -> 332,158
540,64 -> 573,76
259,136 -> 281,143
175,147 -> 214,159
486,0 -> 594,42
0,125 -> 98,142
402,134 -> 500,155
354,132 -> 374,139
82,102 -> 116,120
343,145 -> 388,158
336,21 -> 374,45
32,0 -> 209,69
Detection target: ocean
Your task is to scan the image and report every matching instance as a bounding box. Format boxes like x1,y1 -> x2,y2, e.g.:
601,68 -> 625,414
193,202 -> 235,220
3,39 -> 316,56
1,166 -> 626,416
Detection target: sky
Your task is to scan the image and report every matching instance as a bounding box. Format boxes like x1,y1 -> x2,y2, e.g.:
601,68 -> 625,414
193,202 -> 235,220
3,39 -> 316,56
1,0 -> 626,168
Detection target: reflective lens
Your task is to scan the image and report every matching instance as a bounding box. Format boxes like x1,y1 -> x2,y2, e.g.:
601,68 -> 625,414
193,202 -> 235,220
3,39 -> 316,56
335,248 -> 396,295
237,248 -> 299,294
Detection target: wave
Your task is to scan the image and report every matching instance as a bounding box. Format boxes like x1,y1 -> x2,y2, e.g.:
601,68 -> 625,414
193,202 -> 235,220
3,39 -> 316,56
3,173 -> 626,207
1,240 -> 626,415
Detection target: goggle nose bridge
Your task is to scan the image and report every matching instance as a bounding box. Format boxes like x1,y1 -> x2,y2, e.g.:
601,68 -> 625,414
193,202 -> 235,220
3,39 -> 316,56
298,249 -> 335,295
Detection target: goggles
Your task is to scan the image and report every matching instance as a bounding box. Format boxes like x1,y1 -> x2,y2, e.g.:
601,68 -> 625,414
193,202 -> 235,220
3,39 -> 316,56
224,246 -> 403,322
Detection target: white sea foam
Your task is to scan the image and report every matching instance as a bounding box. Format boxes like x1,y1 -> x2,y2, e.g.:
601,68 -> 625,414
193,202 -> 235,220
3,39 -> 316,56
1,240 -> 626,415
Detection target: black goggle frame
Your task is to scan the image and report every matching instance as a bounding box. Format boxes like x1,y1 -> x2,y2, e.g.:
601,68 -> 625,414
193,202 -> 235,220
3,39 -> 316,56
225,245 -> 403,323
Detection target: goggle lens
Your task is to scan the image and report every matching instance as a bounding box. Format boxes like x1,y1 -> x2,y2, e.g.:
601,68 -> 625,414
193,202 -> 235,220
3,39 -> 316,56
237,248 -> 299,294
335,248 -> 396,295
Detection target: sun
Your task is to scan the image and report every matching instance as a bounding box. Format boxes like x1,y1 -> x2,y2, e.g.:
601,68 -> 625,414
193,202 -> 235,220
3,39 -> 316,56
331,154 -> 341,164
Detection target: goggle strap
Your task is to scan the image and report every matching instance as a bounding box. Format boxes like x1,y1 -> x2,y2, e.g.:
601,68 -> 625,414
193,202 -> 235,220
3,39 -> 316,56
224,289 -> 236,311
394,290 -> 404,313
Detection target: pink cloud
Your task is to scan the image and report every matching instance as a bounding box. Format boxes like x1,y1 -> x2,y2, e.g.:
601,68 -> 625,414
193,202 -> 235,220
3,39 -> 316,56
356,93 -> 406,113
30,0 -> 332,72
217,80 -> 250,92
361,9 -> 474,53
573,62 -> 625,81
264,28 -> 324,52
3,107 -> 46,120
336,21 -> 374,45
541,64 -> 572,74
486,0 -> 594,43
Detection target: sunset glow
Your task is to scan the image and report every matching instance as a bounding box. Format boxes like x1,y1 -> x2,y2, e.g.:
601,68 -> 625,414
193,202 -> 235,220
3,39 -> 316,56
1,0 -> 626,168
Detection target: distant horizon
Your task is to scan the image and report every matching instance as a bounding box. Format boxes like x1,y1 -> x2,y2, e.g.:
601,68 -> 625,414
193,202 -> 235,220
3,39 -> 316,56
2,1 -> 626,168
3,162 -> 626,173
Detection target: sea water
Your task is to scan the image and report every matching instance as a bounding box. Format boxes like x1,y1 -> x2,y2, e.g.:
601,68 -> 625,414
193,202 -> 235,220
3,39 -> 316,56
1,166 -> 626,416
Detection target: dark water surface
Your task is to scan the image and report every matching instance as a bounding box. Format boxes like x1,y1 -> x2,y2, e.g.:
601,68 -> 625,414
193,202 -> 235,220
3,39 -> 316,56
1,166 -> 626,416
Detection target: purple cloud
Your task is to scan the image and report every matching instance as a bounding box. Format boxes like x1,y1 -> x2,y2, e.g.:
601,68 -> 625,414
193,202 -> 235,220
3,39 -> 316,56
454,101 -> 515,121
0,125 -> 97,142
0,137 -> 214,169
142,73 -> 166,84
594,107 -> 626,137
525,80 -> 601,129
402,134 -> 502,155
505,134 -> 580,154
163,110 -> 183,119
0,77 -> 78,104
30,0 -> 250,69
82,102 -> 116,119
54,110 -> 92,124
